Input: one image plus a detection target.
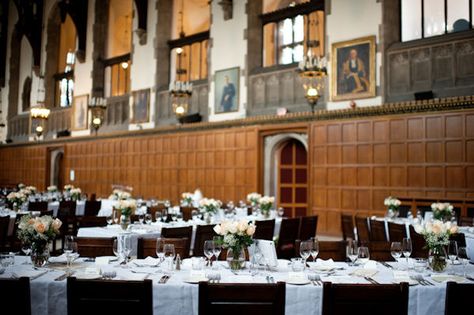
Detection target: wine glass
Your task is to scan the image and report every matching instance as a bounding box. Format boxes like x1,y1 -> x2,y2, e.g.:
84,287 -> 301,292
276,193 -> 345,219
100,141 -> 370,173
390,242 -> 402,268
121,235 -> 132,265
299,240 -> 312,268
346,239 -> 358,266
176,212 -> 183,223
145,213 -> 152,225
212,237 -> 222,269
163,244 -> 175,271
277,207 -> 285,218
113,210 -> 119,224
21,243 -> 31,257
457,247 -> 469,277
447,240 -> 458,265
310,238 -> 320,262
106,214 -> 113,225
402,238 -> 412,268
156,238 -> 165,263
64,235 -> 76,273
191,209 -> 198,221
138,214 -> 145,225
357,246 -> 370,265
203,240 -> 215,268
113,238 -> 120,259
155,211 -> 162,222
171,211 -> 177,223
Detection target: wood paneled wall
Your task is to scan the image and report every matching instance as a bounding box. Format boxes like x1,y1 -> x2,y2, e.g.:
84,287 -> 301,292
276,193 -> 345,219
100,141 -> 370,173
1,109 -> 474,235
311,111 -> 474,234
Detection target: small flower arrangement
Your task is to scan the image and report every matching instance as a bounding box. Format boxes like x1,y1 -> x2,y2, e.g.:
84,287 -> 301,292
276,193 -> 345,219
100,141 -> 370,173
116,199 -> 137,217
70,188 -> 82,201
181,192 -> 194,206
246,192 -> 262,207
18,183 -> 26,189
7,191 -> 27,209
109,189 -> 132,200
413,220 -> 458,272
384,196 -> 401,210
258,195 -> 275,217
199,198 -> 222,214
431,202 -> 454,222
63,184 -> 74,192
47,185 -> 58,193
25,186 -> 37,194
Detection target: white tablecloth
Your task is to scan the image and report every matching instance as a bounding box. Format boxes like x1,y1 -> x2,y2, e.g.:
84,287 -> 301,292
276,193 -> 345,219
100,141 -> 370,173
2,256 -> 472,315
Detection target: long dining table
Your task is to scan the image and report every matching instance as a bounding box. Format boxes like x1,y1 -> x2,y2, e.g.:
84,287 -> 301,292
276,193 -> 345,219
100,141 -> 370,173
1,255 -> 473,315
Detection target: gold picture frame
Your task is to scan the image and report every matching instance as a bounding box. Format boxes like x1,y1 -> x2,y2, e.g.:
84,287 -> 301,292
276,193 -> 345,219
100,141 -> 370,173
131,89 -> 150,123
72,94 -> 89,130
214,67 -> 240,114
331,36 -> 376,101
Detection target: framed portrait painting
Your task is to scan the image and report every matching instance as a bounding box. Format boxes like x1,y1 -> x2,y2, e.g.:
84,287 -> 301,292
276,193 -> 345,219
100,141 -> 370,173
131,89 -> 150,123
331,36 -> 376,101
214,67 -> 239,114
72,94 -> 89,130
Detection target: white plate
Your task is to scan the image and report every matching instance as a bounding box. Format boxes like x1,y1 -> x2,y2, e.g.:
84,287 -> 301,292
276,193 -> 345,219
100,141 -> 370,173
392,279 -> 418,286
286,278 -> 310,285
75,273 -> 102,280
183,277 -> 208,284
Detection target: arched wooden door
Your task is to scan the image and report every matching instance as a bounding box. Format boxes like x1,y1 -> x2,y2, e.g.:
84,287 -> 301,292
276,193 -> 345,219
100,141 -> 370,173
277,139 -> 308,217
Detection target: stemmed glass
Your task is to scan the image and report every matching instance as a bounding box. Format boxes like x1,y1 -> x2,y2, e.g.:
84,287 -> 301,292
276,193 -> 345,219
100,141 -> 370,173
346,239 -> 358,266
113,210 -> 119,225
144,214 -> 152,225
191,210 -> 198,221
163,244 -> 175,271
155,211 -> 162,223
64,235 -> 77,274
106,214 -> 113,225
120,235 -> 132,266
447,240 -> 458,265
277,207 -> 285,218
402,238 -> 412,268
21,243 -> 31,264
212,237 -> 222,269
299,240 -> 312,269
156,238 -> 165,265
176,213 -> 183,223
457,247 -> 469,277
204,240 -> 215,268
390,242 -> 402,268
113,239 -> 121,259
138,214 -> 145,225
310,238 -> 320,262
357,246 -> 370,265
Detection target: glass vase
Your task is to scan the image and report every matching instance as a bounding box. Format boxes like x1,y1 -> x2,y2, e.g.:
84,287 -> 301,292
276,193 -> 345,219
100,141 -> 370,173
428,247 -> 447,272
227,247 -> 246,270
31,244 -> 50,267
120,215 -> 131,230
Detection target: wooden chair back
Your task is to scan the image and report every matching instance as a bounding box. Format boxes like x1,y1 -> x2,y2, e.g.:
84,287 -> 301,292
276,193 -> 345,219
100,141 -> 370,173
193,224 -> 217,257
368,241 -> 394,261
387,222 -> 407,243
77,216 -> 108,228
28,201 -> 48,212
161,226 -> 193,256
449,233 -> 466,247
0,277 -> 31,315
355,215 -> 370,244
198,282 -> 285,315
137,237 -> 189,259
409,225 -> 428,258
341,213 -> 355,240
41,210 -> 54,217
67,278 -> 153,315
369,219 -> 387,242
445,282 -> 474,315
398,205 -> 411,218
84,200 -> 101,216
299,215 -> 318,241
322,282 -> 409,315
459,216 -> 473,226
76,237 -> 115,258
318,241 -> 347,261
180,207 -> 197,221
0,216 -> 9,251
277,217 -> 300,259
253,219 -> 275,241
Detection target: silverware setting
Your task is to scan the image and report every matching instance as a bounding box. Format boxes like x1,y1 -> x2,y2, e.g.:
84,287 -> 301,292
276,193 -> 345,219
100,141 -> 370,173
308,274 -> 322,286
364,276 -> 379,284
54,271 -> 76,281
208,273 -> 221,283
265,275 -> 275,283
379,261 -> 393,269
159,274 -> 170,283
410,275 -> 434,286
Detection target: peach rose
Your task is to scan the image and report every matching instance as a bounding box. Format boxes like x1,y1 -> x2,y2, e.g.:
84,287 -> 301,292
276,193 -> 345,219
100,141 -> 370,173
34,222 -> 46,234
52,218 -> 62,231
246,224 -> 256,236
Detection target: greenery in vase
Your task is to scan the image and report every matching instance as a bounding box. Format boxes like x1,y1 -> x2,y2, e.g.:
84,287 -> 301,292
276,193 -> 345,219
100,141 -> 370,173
258,195 -> 275,216
70,188 -> 82,201
117,199 -> 137,217
199,198 -> 222,214
63,184 -> 75,193
7,191 -> 27,208
108,189 -> 132,200
47,185 -> 58,193
384,196 -> 401,212
17,215 -> 62,252
431,202 -> 454,221
181,192 -> 194,206
213,219 -> 256,258
246,192 -> 262,207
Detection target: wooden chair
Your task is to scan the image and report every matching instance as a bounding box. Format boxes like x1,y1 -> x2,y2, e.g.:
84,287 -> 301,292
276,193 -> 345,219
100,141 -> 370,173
318,241 -> 347,261
137,237 -> 189,259
193,224 -> 217,257
322,282 -> 409,315
355,215 -> 370,244
369,219 -> 387,242
0,277 -> 31,315
341,213 -> 355,240
299,215 -> 318,241
77,216 -> 108,228
409,225 -> 428,258
41,210 -> 54,217
445,282 -> 474,315
198,282 -> 285,315
28,201 -> 48,212
397,205 -> 411,218
67,278 -> 153,315
368,241 -> 394,261
84,200 -> 101,216
161,226 -> 193,256
449,233 -> 466,247
277,217 -> 300,259
76,237 -> 115,258
459,216 -> 473,226
0,216 -> 9,251
180,206 -> 197,221
253,219 -> 275,241
387,222 -> 407,243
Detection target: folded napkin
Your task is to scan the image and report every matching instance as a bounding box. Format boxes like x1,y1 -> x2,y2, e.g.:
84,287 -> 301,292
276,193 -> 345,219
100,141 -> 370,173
323,275 -> 364,284
132,256 -> 160,267
392,271 -> 410,282
312,258 -> 335,271
49,253 -> 80,264
287,272 -> 306,282
350,268 -> 378,277
122,272 -> 148,281
431,274 -> 465,283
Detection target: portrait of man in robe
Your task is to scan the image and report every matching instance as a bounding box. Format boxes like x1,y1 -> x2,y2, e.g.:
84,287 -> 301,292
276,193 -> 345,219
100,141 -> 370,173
214,67 -> 239,113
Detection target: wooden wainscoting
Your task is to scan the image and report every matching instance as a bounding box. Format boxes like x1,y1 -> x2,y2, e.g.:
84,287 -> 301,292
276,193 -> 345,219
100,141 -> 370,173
0,146 -> 47,189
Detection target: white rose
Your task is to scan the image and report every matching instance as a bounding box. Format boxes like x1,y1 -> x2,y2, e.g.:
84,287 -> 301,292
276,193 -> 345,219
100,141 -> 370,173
213,224 -> 222,235
228,222 -> 238,234
237,220 -> 248,233
246,224 -> 256,236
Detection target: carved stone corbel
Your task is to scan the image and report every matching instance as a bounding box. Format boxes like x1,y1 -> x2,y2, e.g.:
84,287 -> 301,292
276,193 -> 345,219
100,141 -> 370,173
135,28 -> 147,45
218,0 -> 233,21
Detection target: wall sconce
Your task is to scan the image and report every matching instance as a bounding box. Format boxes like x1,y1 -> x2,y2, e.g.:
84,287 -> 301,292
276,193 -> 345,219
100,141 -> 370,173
88,97 -> 106,135
30,106 -> 50,139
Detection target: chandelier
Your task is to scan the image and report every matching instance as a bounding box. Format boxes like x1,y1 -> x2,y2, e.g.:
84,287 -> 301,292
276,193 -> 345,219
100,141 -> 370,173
30,76 -> 49,139
170,79 -> 192,118
297,49 -> 327,113
88,97 -> 106,134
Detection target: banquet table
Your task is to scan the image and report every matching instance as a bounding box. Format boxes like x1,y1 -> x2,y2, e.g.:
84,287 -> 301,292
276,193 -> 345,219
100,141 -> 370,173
1,255 -> 473,315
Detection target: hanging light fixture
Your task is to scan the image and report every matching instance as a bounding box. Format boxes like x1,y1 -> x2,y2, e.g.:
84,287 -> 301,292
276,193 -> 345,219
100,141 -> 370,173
88,97 -> 106,135
30,76 -> 50,139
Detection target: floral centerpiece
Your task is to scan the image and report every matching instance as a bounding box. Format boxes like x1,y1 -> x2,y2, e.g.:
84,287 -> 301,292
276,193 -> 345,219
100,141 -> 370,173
199,198 -> 222,223
7,191 -> 27,211
384,196 -> 401,218
258,195 -> 275,218
109,189 -> 132,200
47,185 -> 58,193
116,199 -> 137,230
181,192 -> 194,207
431,202 -> 454,222
413,220 -> 458,272
70,187 -> 82,201
17,215 -> 62,267
214,219 -> 256,270
18,183 -> 26,189
25,186 -> 37,194
63,184 -> 74,192
246,192 -> 262,207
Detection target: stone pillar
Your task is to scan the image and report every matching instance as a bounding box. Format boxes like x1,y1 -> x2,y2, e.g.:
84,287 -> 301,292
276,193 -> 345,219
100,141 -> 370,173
44,8 -> 61,108
91,0 -> 109,97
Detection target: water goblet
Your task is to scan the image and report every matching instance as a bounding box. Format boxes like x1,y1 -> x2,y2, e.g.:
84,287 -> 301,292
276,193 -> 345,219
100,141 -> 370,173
163,244 -> 175,271
346,239 -> 358,266
191,210 -> 198,221
357,246 -> 370,265
204,240 -> 215,268
156,238 -> 165,264
145,213 -> 152,225
138,214 -> 145,225
402,238 -> 412,268
447,240 -> 458,265
299,240 -> 312,268
457,247 -> 469,277
106,214 -> 113,225
390,242 -> 402,268
212,237 -> 222,269
155,211 -> 163,222
277,207 -> 285,217
113,210 -> 119,225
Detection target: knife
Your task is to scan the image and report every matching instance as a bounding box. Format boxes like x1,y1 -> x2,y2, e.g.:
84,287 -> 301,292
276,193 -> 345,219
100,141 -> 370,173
379,261 -> 393,269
